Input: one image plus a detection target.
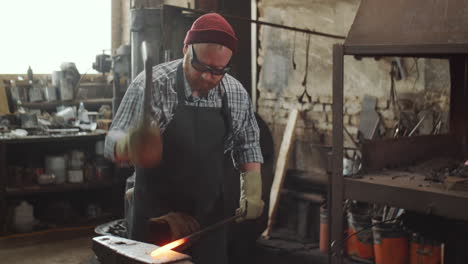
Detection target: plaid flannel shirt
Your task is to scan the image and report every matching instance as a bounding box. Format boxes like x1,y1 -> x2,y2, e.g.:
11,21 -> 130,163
104,59 -> 263,166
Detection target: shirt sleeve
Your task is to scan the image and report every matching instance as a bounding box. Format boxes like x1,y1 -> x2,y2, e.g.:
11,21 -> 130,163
104,73 -> 145,161
230,86 -> 264,166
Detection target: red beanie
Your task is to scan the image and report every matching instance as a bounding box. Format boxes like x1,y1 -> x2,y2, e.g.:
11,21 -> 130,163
184,13 -> 238,53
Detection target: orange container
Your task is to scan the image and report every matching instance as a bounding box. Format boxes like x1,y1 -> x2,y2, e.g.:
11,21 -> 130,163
319,206 -> 328,253
346,212 -> 374,262
372,220 -> 409,264
409,234 -> 442,264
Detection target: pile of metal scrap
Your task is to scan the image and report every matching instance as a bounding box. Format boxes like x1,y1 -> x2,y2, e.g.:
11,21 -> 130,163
95,219 -> 128,238
0,103 -> 98,139
392,109 -> 448,138
398,157 -> 468,191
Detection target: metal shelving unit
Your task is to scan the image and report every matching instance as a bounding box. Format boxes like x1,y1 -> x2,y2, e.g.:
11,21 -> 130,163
0,131 -> 124,235
329,0 -> 468,263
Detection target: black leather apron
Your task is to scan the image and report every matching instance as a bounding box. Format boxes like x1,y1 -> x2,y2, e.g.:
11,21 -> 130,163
130,62 -> 230,264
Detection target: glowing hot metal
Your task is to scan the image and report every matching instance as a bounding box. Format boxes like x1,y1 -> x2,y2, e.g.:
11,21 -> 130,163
150,214 -> 242,258
151,238 -> 187,258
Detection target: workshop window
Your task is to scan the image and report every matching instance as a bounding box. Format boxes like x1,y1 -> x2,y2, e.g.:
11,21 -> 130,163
0,0 -> 111,75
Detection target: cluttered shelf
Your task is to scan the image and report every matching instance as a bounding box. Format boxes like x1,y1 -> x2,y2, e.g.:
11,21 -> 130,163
5,178 -> 124,197
21,98 -> 112,111
0,130 -> 107,143
344,168 -> 468,221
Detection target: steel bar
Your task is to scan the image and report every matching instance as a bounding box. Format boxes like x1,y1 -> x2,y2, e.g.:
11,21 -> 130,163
164,5 -> 346,39
343,126 -> 359,148
407,114 -> 426,137
330,44 -> 344,264
179,214 -> 241,243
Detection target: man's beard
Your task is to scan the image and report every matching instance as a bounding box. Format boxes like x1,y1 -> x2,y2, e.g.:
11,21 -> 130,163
183,57 -> 222,95
188,77 -> 221,95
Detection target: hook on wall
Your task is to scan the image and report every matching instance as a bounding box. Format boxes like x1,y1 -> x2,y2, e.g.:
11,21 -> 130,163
298,34 -> 312,104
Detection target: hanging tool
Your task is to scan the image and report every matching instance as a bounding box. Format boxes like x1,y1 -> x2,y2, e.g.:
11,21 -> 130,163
298,34 -> 312,104
292,32 -> 297,70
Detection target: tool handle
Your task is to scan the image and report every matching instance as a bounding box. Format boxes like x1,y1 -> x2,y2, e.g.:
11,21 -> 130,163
141,41 -> 154,128
183,214 -> 242,242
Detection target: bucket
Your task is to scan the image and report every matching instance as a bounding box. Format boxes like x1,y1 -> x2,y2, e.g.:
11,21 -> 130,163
95,140 -> 105,156
95,157 -> 111,181
51,71 -> 62,88
69,150 -> 85,170
372,219 -> 409,264
319,206 -> 329,253
13,201 -> 34,233
409,233 -> 442,264
68,169 -> 84,183
45,155 -> 67,184
346,211 -> 374,263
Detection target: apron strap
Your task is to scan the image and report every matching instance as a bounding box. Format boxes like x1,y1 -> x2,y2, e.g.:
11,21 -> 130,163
220,82 -> 232,139
175,62 -> 186,104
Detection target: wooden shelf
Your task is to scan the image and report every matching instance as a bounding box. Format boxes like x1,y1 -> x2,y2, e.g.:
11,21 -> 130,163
5,179 -> 124,197
344,172 -> 468,221
0,131 -> 106,144
0,128 -> 121,237
0,213 -> 118,243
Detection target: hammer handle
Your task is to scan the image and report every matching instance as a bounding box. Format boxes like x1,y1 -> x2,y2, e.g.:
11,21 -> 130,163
141,41 -> 154,128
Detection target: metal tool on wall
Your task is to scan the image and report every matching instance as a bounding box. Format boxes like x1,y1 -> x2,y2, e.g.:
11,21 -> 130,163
292,32 -> 297,70
298,34 -> 312,104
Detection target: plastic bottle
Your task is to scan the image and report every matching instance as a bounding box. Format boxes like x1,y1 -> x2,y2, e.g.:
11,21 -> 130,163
78,102 -> 89,123
27,66 -> 33,83
13,201 -> 34,233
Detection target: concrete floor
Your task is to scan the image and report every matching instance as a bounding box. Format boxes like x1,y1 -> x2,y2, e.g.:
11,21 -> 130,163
0,236 -> 94,264
0,229 -> 357,264
0,228 -> 96,264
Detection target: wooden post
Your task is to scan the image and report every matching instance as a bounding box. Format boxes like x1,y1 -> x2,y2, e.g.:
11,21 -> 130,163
0,80 -> 9,115
0,143 -> 7,234
262,109 -> 298,238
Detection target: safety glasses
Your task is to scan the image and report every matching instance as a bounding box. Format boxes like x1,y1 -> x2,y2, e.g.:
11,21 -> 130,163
190,45 -> 231,76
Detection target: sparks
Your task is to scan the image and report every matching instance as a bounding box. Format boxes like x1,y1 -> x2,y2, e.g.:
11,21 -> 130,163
150,238 -> 187,258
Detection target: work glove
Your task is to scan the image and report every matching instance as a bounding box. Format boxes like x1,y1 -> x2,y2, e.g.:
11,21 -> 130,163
115,125 -> 162,168
236,171 -> 264,222
149,212 -> 200,242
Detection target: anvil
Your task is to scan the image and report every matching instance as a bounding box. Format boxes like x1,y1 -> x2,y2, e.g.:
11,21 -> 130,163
92,235 -> 193,264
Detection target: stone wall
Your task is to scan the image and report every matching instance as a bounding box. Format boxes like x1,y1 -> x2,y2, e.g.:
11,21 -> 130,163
256,0 -> 450,178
